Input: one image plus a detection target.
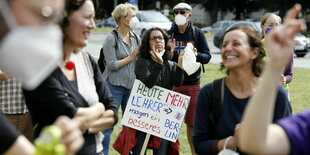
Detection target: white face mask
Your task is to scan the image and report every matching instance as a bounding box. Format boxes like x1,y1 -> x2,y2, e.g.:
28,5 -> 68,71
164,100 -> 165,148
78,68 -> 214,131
0,1 -> 63,90
129,17 -> 140,29
175,14 -> 187,26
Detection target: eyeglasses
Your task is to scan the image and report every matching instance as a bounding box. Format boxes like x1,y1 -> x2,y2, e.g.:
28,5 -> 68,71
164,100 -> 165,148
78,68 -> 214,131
174,11 -> 189,15
264,23 -> 279,28
150,36 -> 164,41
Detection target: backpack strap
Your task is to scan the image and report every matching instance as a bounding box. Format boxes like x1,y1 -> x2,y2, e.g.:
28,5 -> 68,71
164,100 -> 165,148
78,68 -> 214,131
192,25 -> 199,43
209,77 -> 225,131
97,30 -> 118,73
192,25 -> 206,73
131,31 -> 140,44
111,29 -> 118,49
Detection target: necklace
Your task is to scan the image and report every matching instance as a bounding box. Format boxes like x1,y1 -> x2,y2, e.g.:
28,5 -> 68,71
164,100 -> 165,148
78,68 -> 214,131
65,61 -> 75,70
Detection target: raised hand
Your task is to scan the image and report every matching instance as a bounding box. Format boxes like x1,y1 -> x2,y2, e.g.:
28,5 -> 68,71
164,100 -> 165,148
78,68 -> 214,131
150,46 -> 163,64
167,38 -> 176,52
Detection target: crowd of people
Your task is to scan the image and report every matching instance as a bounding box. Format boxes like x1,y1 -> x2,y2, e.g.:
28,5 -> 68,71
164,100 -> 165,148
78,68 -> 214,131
0,0 -> 308,155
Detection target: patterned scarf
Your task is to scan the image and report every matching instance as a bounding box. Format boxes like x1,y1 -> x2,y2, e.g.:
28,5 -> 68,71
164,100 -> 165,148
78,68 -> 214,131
72,51 -> 104,153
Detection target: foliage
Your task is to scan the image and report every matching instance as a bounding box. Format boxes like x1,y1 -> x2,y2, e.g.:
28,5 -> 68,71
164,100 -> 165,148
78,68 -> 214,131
96,0 -> 310,26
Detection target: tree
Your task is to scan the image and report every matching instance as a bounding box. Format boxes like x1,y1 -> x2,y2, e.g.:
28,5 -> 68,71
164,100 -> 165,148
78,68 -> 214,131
190,0 -> 220,24
189,0 -> 261,24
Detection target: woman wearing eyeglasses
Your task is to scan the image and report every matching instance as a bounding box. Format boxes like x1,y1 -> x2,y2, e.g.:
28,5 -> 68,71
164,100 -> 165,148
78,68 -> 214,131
260,13 -> 294,99
113,27 -> 185,155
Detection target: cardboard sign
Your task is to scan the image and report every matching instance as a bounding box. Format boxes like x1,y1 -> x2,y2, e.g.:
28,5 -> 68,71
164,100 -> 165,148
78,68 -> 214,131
121,79 -> 190,142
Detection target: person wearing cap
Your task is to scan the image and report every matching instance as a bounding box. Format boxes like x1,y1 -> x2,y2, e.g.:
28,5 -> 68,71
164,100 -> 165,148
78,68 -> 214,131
167,2 -> 212,154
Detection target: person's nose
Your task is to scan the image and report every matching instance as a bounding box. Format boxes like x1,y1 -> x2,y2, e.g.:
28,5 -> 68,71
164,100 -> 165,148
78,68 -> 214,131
89,18 -> 96,29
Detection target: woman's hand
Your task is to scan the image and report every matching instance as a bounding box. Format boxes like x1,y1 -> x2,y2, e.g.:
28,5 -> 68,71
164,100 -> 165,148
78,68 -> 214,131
150,46 -> 163,64
167,38 -> 176,52
280,75 -> 286,85
129,47 -> 139,61
88,109 -> 115,133
74,102 -> 105,132
54,116 -> 84,155
231,123 -> 241,149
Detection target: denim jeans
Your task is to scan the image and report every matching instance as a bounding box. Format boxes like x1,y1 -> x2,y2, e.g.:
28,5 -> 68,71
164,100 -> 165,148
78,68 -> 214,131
102,81 -> 131,155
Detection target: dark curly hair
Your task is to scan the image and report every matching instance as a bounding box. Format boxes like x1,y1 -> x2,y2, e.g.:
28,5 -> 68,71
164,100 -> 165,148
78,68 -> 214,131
138,27 -> 173,61
219,26 -> 266,77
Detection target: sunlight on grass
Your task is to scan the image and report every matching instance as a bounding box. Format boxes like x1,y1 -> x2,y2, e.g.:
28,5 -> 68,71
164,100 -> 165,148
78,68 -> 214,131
93,27 -> 114,33
204,32 -> 214,39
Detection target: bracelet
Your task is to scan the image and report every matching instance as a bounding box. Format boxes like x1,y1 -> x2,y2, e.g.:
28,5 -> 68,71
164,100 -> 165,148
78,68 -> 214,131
223,136 -> 232,150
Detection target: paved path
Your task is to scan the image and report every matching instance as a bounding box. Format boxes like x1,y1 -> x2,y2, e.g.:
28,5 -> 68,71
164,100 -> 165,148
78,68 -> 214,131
85,32 -> 310,69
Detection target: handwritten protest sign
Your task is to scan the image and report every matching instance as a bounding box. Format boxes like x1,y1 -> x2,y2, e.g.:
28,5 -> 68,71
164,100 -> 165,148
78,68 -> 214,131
121,79 -> 190,142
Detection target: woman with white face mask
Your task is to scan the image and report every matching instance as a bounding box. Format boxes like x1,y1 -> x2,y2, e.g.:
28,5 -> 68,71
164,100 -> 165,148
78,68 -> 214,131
100,3 -> 141,155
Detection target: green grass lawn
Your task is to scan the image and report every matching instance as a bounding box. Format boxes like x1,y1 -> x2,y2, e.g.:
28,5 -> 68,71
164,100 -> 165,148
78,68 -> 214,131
107,63 -> 310,155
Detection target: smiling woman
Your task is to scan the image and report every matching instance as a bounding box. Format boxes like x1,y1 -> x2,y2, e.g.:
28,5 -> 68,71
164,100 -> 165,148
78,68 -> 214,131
193,26 -> 292,155
23,0 -> 118,155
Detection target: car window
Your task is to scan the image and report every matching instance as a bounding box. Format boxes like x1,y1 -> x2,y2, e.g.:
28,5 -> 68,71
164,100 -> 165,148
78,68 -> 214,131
106,17 -> 114,23
138,11 -> 170,22
222,22 -> 231,27
213,22 -> 221,28
234,23 -> 252,27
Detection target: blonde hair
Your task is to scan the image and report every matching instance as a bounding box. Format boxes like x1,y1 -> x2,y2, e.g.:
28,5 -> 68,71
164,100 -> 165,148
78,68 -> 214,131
260,13 -> 281,38
112,3 -> 138,25
260,13 -> 281,27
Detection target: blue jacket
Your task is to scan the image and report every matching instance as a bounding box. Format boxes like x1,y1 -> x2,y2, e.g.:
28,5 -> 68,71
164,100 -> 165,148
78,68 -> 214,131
167,21 -> 211,85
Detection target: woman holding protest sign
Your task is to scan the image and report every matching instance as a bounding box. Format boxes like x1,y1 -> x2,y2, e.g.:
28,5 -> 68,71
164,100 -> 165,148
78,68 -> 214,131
113,27 -> 185,154
192,26 -> 292,154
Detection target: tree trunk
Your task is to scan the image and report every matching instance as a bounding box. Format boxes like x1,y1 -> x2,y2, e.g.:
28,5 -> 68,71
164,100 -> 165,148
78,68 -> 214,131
210,1 -> 218,24
279,0 -> 288,18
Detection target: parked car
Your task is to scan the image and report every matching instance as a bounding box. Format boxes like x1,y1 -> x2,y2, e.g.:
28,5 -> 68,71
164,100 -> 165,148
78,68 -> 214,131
201,20 -> 235,34
294,33 -> 310,57
213,21 -> 261,48
96,17 -> 117,28
132,10 -> 172,37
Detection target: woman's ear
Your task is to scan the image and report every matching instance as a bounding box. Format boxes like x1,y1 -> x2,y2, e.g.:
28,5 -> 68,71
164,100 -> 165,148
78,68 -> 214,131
250,48 -> 259,59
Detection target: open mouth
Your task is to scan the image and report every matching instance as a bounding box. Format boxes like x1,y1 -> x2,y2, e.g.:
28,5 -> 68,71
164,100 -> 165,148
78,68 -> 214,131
226,55 -> 238,59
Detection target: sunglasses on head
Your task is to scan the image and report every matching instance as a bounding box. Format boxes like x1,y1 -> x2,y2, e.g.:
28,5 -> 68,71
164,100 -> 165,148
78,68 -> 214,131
174,11 -> 189,15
